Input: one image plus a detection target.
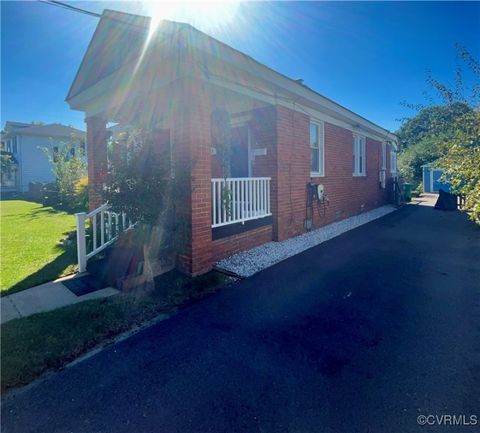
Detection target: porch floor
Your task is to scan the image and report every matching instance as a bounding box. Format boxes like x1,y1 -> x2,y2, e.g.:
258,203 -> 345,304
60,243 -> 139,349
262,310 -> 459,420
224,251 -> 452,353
215,205 -> 397,277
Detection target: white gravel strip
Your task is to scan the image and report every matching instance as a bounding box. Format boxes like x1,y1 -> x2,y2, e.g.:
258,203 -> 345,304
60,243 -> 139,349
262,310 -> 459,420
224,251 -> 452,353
216,205 -> 397,277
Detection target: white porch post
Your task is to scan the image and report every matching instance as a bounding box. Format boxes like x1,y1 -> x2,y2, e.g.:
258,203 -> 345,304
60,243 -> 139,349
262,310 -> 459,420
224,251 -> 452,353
75,212 -> 87,273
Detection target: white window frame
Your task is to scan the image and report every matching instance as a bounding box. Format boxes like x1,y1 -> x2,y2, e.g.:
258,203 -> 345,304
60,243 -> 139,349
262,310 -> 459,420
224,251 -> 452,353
390,148 -> 397,175
310,121 -> 325,177
353,134 -> 366,176
381,141 -> 387,170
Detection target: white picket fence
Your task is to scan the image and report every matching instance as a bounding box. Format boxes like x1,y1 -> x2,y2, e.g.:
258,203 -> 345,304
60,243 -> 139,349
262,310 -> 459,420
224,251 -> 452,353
211,177 -> 271,228
75,203 -> 133,273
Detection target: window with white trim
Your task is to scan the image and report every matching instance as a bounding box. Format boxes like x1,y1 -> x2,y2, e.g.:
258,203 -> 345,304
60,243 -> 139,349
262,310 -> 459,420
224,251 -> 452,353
310,121 -> 324,176
353,134 -> 366,176
381,142 -> 387,170
390,148 -> 397,175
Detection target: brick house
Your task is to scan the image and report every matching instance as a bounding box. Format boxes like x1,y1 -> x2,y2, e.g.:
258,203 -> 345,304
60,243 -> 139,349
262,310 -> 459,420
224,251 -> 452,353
67,10 -> 398,276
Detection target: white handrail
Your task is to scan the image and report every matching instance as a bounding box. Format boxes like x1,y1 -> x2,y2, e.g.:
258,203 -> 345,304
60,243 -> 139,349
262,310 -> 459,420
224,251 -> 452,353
75,203 -> 133,273
86,202 -> 109,218
211,177 -> 271,228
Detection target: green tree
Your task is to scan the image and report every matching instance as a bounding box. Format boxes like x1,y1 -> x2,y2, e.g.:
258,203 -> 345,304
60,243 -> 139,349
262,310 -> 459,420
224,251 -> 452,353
1,153 -> 17,187
44,136 -> 87,210
398,136 -> 442,184
396,103 -> 472,151
438,110 -> 480,223
105,129 -> 179,293
397,44 -> 479,223
1,153 -> 15,172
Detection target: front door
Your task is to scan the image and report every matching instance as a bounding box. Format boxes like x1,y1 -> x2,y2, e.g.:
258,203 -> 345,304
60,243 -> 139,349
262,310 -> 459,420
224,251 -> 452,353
230,126 -> 249,177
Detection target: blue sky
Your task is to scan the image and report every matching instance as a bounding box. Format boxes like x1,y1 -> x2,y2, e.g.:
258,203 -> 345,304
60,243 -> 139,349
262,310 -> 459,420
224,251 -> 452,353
2,1 -> 479,133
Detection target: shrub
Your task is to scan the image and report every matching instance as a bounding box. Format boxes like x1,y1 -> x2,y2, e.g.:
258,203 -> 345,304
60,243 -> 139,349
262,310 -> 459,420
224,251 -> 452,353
104,129 -> 180,292
74,176 -> 88,212
43,137 -> 87,211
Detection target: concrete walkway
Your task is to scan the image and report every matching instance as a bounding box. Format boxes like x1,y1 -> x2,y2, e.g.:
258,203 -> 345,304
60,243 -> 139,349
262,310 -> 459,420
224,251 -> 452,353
1,275 -> 119,324
411,192 -> 438,207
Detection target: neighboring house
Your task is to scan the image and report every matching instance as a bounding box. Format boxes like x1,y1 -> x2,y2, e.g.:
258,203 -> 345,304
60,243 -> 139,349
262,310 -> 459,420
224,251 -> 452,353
0,121 -> 85,192
67,10 -> 398,276
422,164 -> 450,193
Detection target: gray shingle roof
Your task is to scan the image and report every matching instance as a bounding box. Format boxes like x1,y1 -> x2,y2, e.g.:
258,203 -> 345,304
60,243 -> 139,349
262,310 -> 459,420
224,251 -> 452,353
4,123 -> 85,138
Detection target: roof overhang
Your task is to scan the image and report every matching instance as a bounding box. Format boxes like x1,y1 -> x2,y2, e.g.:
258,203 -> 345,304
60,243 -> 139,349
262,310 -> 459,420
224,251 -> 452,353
67,10 -> 398,143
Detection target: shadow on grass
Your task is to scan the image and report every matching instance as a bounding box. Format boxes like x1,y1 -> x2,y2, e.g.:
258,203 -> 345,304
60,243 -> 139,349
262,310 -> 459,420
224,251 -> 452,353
0,206 -> 62,222
1,196 -> 86,216
3,246 -> 77,297
1,269 -> 233,393
24,206 -> 63,220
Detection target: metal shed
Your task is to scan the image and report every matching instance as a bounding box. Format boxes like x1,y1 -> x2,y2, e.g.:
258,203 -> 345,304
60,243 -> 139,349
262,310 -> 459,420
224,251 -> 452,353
422,165 -> 450,193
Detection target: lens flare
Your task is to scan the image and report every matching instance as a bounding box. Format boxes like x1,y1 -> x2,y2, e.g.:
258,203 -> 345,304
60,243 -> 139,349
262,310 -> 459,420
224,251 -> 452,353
142,1 -> 240,33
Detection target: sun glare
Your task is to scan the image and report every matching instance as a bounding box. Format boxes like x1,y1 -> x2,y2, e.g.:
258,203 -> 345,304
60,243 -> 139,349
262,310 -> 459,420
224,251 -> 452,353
131,1 -> 240,91
142,1 -> 240,33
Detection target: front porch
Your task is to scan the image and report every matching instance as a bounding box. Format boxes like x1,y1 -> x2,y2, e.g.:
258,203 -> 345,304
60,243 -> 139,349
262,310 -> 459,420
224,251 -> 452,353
66,12 -> 308,275
211,177 -> 271,228
74,82 -> 280,275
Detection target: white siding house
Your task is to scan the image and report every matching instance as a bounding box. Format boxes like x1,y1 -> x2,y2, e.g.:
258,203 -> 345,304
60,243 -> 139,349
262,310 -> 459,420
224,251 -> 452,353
1,121 -> 85,192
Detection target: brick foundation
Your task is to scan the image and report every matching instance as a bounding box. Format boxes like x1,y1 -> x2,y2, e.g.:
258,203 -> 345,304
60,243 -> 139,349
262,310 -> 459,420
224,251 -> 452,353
211,225 -> 273,263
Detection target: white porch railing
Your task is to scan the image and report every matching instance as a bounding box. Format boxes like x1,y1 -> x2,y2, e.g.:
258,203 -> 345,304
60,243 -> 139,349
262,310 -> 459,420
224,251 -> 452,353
212,177 -> 271,228
75,203 -> 133,273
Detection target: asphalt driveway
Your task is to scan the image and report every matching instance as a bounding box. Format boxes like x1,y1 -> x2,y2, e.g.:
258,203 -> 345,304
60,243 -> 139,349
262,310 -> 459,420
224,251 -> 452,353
2,202 -> 480,433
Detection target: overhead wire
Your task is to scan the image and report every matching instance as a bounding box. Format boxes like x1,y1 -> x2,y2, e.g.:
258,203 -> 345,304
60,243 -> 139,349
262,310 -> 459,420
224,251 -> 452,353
38,0 -> 101,18
39,0 -> 396,145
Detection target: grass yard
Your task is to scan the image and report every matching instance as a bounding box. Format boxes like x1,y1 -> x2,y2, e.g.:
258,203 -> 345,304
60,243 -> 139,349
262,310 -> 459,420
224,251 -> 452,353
1,200 -> 77,295
1,270 -> 230,393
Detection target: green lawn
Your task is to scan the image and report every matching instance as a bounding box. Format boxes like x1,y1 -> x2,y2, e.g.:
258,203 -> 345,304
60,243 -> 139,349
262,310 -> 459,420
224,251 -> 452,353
1,270 -> 230,393
0,200 -> 77,295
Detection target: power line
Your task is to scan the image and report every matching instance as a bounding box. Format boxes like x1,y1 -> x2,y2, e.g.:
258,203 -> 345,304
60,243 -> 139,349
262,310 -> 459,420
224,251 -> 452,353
37,0 -> 162,34
38,0 -> 101,18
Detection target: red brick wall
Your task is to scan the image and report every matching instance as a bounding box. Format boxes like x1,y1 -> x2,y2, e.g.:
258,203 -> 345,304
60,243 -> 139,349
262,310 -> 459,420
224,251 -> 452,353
273,105 -> 311,240
308,124 -> 388,228
272,106 -> 390,236
86,116 -> 108,211
174,100 -> 391,274
172,78 -> 213,276
249,105 -> 277,179
211,225 -> 273,262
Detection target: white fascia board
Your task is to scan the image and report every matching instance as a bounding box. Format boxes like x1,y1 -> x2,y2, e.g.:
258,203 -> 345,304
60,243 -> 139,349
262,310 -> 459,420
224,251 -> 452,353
67,24 -> 397,143
187,30 -> 397,142
208,75 -> 394,143
68,51 -> 189,121
66,60 -> 139,114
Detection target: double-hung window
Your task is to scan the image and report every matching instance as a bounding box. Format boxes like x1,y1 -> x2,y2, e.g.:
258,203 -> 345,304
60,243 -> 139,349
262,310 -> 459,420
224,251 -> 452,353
353,134 -> 366,176
378,141 -> 387,188
381,142 -> 387,170
390,148 -> 397,175
310,121 -> 324,176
